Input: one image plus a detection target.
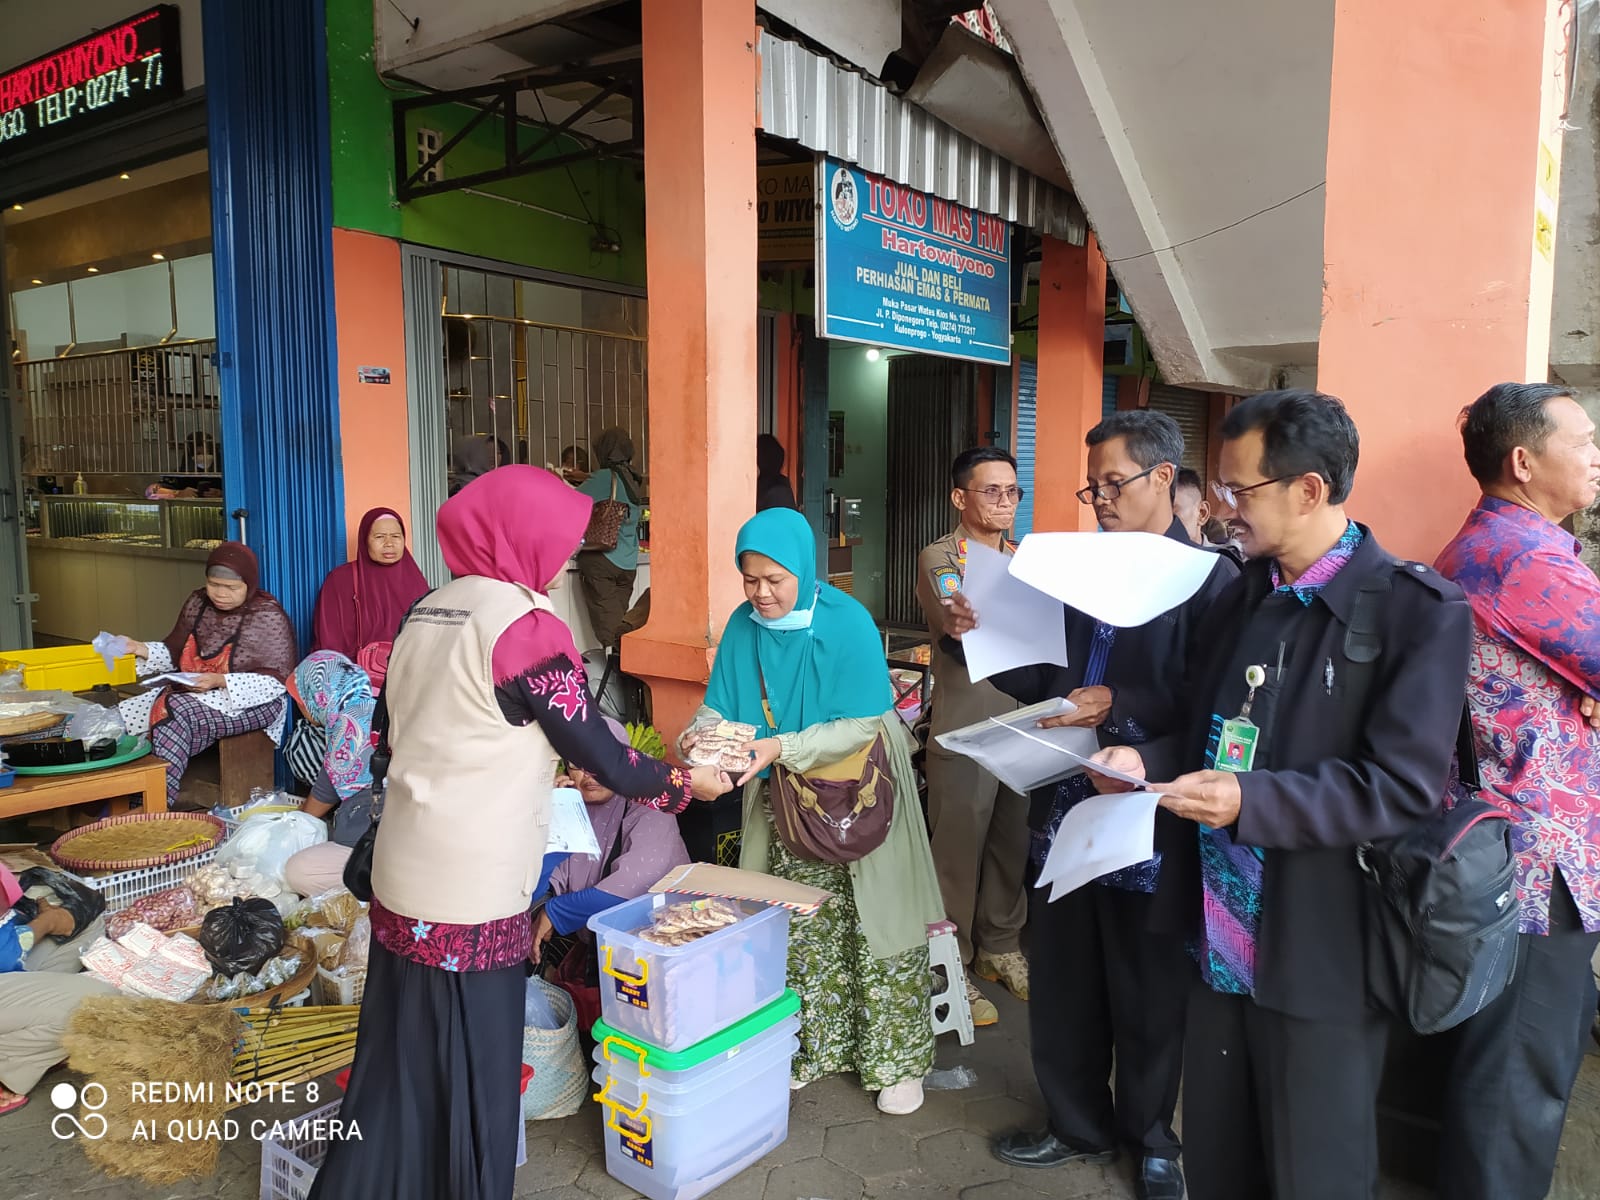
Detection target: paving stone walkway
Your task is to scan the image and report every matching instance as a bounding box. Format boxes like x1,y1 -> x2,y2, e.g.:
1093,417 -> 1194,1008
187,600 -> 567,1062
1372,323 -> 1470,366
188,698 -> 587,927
2,978 -> 1597,1199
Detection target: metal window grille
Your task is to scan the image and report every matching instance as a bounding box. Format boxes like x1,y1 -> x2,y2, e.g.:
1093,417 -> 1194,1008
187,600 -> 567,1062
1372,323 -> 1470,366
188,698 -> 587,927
17,339 -> 222,479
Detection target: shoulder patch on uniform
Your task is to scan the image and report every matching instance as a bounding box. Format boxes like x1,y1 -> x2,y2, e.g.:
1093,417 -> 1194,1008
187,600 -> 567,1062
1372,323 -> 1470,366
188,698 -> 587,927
932,567 -> 962,598
1393,559 -> 1460,601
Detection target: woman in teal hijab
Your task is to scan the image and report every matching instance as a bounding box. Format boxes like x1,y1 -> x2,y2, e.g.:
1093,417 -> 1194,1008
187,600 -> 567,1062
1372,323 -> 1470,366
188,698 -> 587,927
691,508 -> 943,1117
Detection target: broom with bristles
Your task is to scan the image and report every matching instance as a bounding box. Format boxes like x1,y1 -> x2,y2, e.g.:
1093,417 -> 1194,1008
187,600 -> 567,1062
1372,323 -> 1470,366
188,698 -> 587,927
64,995 -> 244,1186
64,995 -> 365,1186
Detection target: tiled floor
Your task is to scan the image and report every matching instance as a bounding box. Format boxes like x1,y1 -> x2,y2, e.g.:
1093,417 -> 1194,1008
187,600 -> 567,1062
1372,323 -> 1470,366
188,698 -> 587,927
3,977 -> 1597,1199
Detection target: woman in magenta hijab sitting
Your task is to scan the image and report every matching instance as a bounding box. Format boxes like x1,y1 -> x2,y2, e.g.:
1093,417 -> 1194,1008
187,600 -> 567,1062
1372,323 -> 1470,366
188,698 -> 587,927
312,507 -> 429,689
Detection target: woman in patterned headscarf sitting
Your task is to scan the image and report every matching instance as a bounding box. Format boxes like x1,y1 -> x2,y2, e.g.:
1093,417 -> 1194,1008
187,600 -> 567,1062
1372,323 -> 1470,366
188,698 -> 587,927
114,542 -> 297,809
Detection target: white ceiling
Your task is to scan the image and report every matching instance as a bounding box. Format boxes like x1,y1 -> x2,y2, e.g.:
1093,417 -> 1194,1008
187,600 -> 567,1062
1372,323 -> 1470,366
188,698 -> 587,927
992,0 -> 1334,389
2,151 -> 209,226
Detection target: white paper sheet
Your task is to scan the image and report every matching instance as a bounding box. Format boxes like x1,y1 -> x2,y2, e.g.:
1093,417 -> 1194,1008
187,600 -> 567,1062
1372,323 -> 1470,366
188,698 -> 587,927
957,541 -> 1070,684
934,698 -> 1102,795
1036,789 -> 1160,901
1008,530 -> 1223,628
545,787 -> 602,858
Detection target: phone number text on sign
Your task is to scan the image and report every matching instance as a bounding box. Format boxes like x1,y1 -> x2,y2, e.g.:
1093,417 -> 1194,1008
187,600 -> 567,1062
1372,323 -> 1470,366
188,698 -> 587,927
0,6 -> 183,158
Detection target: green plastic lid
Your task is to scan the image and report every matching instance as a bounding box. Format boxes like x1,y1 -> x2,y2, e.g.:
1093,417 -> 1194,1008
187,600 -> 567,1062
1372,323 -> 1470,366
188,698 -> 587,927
593,989 -> 800,1073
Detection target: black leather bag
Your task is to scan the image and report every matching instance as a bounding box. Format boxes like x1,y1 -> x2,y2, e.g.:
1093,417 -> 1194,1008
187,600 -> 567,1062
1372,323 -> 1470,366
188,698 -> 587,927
341,670 -> 392,903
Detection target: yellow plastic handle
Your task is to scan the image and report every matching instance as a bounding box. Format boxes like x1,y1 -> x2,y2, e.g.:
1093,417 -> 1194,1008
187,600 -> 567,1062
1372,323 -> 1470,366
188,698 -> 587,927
601,1035 -> 652,1078
592,1079 -> 652,1145
601,945 -> 649,988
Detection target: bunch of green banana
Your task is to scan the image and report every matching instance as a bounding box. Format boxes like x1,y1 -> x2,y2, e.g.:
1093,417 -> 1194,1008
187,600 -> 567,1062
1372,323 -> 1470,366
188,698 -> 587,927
627,721 -> 667,760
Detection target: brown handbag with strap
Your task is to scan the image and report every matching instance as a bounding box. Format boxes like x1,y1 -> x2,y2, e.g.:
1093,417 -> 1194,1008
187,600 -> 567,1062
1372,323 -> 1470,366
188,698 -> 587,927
759,667 -> 894,864
582,471 -> 630,553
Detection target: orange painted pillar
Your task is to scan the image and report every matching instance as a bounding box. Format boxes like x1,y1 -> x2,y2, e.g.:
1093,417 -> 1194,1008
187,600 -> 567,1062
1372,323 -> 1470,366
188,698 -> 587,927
624,0 -> 758,744
331,230 -> 411,556
1320,0 -> 1569,561
1033,233 -> 1107,532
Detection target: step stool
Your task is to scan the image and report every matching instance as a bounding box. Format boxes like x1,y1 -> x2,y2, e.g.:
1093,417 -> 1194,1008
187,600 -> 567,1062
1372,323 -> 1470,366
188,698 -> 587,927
927,920 -> 974,1046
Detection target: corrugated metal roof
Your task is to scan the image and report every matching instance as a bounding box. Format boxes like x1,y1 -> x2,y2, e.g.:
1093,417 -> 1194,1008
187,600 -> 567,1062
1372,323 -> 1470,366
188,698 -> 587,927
759,29 -> 1086,244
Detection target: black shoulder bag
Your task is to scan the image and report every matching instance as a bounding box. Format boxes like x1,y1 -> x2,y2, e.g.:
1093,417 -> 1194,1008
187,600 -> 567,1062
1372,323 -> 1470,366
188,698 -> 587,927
340,674 -> 390,903
1343,569 -> 1521,1035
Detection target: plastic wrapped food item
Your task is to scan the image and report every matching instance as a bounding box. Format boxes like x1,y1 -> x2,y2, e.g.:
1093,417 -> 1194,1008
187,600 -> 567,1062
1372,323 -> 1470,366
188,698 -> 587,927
115,922 -> 169,959
198,897 -> 286,976
198,971 -> 266,1002
686,720 -> 759,774
287,887 -> 364,934
215,811 -> 326,893
186,861 -> 282,909
256,952 -> 304,987
65,702 -> 126,747
337,914 -> 370,971
118,954 -> 211,1002
106,885 -> 199,938
80,937 -> 139,986
637,898 -> 745,946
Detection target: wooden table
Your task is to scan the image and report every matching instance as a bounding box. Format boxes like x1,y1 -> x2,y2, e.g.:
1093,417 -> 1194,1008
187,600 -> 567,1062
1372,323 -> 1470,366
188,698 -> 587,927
0,754 -> 168,821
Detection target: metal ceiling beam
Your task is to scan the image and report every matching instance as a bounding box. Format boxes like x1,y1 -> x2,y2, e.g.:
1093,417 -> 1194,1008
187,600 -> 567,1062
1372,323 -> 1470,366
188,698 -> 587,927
393,63 -> 642,202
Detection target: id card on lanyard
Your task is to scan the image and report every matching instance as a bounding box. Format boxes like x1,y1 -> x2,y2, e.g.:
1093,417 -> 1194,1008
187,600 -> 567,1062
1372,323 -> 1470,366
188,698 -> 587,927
1214,664 -> 1266,773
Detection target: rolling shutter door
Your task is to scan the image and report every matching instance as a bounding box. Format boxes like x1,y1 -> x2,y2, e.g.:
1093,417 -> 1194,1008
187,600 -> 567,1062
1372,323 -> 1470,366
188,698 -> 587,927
1147,384 -> 1209,473
1013,361 -> 1037,538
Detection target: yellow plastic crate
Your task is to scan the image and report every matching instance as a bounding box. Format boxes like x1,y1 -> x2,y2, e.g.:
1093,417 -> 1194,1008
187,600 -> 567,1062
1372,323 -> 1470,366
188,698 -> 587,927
0,645 -> 137,692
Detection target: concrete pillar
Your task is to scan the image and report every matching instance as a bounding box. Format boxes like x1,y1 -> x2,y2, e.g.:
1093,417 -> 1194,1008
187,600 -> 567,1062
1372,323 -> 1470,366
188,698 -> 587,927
624,0 -> 758,742
1033,233 -> 1107,532
1319,0 -> 1570,561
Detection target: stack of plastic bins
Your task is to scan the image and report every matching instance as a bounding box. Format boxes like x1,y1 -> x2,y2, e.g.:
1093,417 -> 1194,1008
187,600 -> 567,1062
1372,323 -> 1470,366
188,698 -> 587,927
591,991 -> 801,1200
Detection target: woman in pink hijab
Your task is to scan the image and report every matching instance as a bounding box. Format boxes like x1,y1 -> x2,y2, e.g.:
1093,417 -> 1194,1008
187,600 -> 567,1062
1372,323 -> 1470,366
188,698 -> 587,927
312,508 -> 430,687
308,467 -> 731,1200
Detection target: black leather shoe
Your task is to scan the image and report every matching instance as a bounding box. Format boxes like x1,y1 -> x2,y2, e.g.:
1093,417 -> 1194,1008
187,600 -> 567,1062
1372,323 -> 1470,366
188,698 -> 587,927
1135,1155 -> 1186,1200
992,1130 -> 1117,1169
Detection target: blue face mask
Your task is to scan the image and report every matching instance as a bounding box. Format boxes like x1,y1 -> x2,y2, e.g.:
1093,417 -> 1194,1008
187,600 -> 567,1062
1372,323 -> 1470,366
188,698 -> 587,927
750,585 -> 820,631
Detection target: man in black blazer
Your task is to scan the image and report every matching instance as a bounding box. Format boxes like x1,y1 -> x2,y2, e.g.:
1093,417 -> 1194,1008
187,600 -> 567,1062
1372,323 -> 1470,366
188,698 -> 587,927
1089,391 -> 1472,1200
944,410 -> 1236,1200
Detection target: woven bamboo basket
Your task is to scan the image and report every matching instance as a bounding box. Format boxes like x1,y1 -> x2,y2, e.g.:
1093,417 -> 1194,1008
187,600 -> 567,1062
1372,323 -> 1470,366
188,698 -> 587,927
50,811 -> 226,873
0,710 -> 67,739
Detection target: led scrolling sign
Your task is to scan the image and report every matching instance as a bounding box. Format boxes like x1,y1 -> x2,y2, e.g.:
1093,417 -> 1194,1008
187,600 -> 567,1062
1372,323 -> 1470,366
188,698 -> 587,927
0,6 -> 183,160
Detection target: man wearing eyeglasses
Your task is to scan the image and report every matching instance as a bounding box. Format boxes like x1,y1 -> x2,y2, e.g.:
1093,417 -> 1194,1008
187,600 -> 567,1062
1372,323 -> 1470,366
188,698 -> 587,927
1084,390 -> 1472,1200
916,446 -> 1030,1029
942,411 -> 1235,1200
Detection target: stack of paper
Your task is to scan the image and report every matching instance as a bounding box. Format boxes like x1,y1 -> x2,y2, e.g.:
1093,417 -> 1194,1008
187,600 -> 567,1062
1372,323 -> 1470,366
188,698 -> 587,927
934,698 -> 1099,795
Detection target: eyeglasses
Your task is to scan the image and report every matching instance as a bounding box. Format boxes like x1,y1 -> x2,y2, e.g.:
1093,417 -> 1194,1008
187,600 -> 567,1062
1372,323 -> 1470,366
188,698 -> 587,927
1075,463 -> 1164,505
962,485 -> 1025,505
1211,476 -> 1292,509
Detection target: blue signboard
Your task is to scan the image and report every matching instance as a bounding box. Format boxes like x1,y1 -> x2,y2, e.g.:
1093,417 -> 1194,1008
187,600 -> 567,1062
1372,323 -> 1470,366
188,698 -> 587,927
816,157 -> 1012,366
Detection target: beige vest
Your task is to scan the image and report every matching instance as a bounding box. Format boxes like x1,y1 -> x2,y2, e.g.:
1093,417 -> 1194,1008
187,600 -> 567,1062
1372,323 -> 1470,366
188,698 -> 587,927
372,575 -> 557,925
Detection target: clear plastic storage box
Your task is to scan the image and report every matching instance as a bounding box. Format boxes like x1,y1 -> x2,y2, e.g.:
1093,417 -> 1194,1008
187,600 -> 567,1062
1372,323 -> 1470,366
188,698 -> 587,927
587,891 -> 791,1052
591,990 -> 800,1200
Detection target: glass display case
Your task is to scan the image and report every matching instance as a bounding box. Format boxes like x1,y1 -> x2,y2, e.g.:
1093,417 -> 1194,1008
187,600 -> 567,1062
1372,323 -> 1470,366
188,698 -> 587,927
28,495 -> 224,558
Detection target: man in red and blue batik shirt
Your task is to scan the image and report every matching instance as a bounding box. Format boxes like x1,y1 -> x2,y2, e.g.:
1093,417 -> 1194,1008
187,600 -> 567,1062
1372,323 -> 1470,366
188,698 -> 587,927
1434,381 -> 1600,1200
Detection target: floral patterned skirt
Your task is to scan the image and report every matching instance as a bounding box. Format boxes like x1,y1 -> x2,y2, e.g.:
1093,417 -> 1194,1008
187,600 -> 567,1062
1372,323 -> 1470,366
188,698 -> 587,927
770,837 -> 935,1091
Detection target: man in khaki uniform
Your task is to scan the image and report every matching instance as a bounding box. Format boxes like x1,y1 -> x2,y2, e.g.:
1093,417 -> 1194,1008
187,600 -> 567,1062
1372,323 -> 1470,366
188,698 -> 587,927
916,446 -> 1030,1027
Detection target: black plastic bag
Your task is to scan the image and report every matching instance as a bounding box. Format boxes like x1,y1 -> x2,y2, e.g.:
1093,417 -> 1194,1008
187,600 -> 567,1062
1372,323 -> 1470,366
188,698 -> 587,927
199,896 -> 286,976
17,867 -> 107,942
